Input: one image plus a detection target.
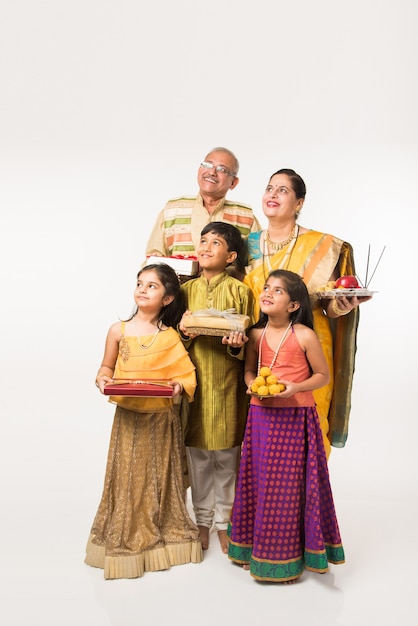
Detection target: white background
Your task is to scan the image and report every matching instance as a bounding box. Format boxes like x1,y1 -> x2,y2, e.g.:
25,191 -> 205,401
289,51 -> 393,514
1,1 -> 417,625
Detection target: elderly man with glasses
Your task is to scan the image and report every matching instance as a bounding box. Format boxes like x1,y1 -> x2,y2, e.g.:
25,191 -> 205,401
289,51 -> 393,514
145,147 -> 261,278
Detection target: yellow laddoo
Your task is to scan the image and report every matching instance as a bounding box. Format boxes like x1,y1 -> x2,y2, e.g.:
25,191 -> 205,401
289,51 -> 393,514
259,366 -> 271,378
257,385 -> 269,396
269,383 -> 286,395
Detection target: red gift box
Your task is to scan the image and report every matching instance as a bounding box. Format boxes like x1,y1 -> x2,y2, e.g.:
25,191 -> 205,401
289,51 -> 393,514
104,380 -> 173,397
146,255 -> 199,276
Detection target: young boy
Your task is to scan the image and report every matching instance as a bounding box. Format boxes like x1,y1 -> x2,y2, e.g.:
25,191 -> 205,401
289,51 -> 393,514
179,222 -> 255,553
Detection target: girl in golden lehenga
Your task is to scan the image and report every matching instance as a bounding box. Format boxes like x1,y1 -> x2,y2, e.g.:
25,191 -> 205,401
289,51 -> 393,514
85,263 -> 202,579
244,169 -> 372,456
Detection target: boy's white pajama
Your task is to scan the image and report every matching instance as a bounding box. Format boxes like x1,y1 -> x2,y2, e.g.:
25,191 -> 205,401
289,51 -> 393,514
186,446 -> 240,531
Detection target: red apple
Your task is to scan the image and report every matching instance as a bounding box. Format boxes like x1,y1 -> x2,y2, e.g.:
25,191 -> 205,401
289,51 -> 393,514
334,275 -> 359,288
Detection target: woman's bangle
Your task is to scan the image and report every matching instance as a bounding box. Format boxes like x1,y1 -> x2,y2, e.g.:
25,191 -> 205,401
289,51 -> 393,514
331,298 -> 351,316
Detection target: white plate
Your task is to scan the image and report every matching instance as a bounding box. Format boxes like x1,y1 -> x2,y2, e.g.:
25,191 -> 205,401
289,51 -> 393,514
316,288 -> 377,299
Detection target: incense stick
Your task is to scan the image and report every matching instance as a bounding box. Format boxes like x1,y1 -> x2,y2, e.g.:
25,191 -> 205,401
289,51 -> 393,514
366,245 -> 386,288
364,244 -> 371,289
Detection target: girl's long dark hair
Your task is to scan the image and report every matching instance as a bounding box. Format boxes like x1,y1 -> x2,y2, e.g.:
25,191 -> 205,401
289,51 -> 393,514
125,263 -> 185,328
252,269 -> 314,330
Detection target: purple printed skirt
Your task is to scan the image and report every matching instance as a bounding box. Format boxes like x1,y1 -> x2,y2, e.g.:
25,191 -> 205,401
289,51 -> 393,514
228,404 -> 344,582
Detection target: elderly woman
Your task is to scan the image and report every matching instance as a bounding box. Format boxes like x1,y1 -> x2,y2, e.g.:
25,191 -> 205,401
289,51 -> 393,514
244,168 -> 371,457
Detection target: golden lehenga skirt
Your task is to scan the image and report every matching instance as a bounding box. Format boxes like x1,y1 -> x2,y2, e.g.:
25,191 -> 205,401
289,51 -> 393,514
85,405 -> 202,579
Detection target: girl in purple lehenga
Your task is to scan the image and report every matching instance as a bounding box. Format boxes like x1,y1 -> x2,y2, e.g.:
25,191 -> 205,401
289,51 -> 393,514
228,269 -> 345,583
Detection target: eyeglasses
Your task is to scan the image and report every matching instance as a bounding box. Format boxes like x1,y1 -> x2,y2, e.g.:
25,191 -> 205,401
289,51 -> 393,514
200,161 -> 236,177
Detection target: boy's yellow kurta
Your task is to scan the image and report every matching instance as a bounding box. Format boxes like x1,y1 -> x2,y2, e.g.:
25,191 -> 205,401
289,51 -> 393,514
181,271 -> 255,450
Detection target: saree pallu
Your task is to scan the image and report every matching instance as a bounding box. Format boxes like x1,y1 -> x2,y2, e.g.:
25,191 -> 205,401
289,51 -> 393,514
244,230 -> 359,450
227,404 -> 345,582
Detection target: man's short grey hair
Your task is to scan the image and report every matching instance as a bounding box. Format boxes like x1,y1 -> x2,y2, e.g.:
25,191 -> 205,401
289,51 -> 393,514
205,147 -> 239,176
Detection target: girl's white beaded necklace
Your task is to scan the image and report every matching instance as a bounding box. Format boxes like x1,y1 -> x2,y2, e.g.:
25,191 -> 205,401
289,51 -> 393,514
132,316 -> 161,349
257,321 -> 292,375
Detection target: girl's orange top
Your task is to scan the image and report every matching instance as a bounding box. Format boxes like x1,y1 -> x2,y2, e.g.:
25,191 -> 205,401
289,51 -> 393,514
251,326 -> 315,408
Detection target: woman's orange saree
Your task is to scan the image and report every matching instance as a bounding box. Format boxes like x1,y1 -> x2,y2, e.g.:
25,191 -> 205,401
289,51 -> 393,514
244,229 -> 359,456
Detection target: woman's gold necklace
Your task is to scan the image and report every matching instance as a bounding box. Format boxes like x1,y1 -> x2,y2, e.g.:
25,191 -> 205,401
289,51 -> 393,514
265,224 -> 297,251
132,316 -> 161,349
262,224 -> 299,280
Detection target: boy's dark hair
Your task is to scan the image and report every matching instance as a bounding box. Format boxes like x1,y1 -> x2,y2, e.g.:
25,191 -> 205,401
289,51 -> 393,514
200,221 -> 245,271
253,269 -> 314,329
125,263 -> 185,328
